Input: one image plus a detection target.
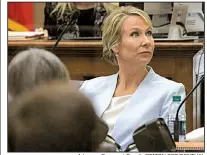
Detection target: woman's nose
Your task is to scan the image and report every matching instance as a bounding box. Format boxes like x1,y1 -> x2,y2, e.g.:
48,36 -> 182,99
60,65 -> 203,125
141,35 -> 150,46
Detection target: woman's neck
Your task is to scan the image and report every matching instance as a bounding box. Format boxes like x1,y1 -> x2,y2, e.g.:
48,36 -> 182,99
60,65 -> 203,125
117,65 -> 148,90
73,3 -> 95,10
113,65 -> 148,97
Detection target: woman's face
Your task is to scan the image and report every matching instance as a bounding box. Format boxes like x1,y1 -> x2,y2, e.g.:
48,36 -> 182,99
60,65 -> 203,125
114,15 -> 154,67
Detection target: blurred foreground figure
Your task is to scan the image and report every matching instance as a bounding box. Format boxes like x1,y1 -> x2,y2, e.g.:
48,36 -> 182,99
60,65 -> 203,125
8,48 -> 70,102
8,85 -> 102,152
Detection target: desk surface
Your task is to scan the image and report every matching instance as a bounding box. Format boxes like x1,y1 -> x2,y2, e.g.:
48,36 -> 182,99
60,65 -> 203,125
8,40 -> 203,48
176,142 -> 204,147
175,142 -> 204,151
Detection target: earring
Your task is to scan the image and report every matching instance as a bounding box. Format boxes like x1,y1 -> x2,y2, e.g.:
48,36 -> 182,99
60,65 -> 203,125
115,52 -> 118,57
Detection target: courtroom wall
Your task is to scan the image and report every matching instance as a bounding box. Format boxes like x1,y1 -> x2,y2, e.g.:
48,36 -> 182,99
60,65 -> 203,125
34,3 -> 45,29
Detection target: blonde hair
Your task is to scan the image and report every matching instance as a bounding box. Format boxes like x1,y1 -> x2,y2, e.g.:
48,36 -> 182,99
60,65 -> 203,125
50,2 -> 117,19
102,6 -> 152,65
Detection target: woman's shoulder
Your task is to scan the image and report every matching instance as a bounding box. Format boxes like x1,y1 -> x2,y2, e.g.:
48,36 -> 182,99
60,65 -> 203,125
85,74 -> 116,85
153,72 -> 185,90
79,74 -> 117,91
147,67 -> 183,87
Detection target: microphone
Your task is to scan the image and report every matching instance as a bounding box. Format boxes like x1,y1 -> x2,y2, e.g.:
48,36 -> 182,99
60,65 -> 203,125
174,75 -> 205,141
51,10 -> 80,52
126,118 -> 176,152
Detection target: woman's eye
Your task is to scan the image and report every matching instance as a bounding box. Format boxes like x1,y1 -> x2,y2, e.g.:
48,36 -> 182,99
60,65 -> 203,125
131,32 -> 139,37
146,31 -> 152,36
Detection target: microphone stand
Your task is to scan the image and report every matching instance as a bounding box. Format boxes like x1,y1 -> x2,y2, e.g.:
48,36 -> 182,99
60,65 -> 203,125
174,75 -> 205,141
51,10 -> 80,52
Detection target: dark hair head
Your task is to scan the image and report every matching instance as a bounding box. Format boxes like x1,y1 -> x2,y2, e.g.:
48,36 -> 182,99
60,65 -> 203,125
8,85 -> 99,152
8,48 -> 70,98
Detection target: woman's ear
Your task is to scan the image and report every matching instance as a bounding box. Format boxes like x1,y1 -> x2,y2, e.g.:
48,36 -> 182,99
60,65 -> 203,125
112,43 -> 119,54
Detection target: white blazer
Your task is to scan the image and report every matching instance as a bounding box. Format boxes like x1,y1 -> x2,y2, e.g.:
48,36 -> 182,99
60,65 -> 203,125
79,66 -> 186,150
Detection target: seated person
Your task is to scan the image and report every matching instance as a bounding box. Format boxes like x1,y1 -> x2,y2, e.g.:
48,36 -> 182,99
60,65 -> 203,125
43,2 -> 117,39
8,85 -> 106,152
8,48 -> 70,103
79,6 -> 186,151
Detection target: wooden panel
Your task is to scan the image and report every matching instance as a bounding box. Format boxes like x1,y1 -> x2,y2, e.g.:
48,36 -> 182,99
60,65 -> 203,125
8,40 -> 203,132
149,57 -> 175,79
174,58 -> 194,132
59,57 -> 118,80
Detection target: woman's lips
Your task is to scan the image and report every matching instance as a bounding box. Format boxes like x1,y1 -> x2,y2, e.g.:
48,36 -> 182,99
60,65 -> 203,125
139,51 -> 151,54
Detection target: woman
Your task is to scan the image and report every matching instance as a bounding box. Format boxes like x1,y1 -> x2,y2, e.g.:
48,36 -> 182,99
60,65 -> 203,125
79,6 -> 186,151
8,48 -> 70,102
43,2 -> 117,39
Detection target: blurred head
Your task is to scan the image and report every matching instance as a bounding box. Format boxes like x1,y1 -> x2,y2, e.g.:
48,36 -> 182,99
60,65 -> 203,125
8,85 -> 100,152
102,6 -> 154,67
8,48 -> 70,99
